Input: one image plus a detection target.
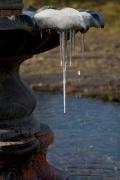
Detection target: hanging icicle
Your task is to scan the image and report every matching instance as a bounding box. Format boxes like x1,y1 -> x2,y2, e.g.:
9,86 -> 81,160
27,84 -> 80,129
59,29 -> 85,113
72,30 -> 75,57
81,33 -> 85,57
35,7 -> 104,114
69,30 -> 72,66
60,31 -> 63,66
62,31 -> 67,114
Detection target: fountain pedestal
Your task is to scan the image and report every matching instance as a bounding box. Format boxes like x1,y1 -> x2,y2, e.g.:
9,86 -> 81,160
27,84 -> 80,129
0,37 -> 65,179
0,1 -> 64,179
0,48 -> 64,180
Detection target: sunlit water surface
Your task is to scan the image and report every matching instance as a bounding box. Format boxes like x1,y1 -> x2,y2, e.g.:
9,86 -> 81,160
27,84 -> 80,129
35,92 -> 120,180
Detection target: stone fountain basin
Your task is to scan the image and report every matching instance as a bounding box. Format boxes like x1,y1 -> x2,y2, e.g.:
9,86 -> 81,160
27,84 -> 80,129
0,15 -> 59,61
0,7 -> 104,61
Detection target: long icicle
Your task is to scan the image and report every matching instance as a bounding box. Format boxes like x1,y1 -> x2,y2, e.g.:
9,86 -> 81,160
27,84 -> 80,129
72,30 -> 75,57
81,33 -> 85,57
62,31 -> 67,114
69,30 -> 72,66
63,61 -> 66,114
60,31 -> 63,66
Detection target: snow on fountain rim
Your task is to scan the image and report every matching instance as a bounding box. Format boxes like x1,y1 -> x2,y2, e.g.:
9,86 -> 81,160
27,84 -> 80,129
34,7 -> 100,30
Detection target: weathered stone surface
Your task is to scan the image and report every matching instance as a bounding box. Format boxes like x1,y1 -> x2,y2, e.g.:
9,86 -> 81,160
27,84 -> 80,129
0,6 -> 65,180
0,5 -> 62,179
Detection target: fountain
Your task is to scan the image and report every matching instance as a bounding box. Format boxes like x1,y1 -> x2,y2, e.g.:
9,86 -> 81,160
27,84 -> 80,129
0,0 -> 104,179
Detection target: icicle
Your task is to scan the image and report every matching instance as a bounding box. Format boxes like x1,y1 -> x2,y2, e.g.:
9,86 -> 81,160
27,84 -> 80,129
65,31 -> 68,66
40,30 -> 43,38
81,33 -> 85,57
59,30 -> 76,113
69,30 -> 72,66
72,30 -> 75,56
63,61 -> 66,114
61,31 -> 67,114
60,31 -> 63,66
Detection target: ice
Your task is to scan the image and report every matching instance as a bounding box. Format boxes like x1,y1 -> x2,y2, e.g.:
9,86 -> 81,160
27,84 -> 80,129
33,7 -> 104,113
34,8 -> 93,31
69,30 -> 72,66
61,31 -> 67,113
59,29 -> 80,113
68,30 -> 76,66
81,33 -> 85,57
59,30 -> 71,113
60,30 -> 66,116
63,60 -> 67,114
60,31 -> 63,66
59,30 -> 85,113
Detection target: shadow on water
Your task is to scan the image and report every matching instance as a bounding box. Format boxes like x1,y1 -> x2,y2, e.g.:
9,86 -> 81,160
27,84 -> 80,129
34,92 -> 120,180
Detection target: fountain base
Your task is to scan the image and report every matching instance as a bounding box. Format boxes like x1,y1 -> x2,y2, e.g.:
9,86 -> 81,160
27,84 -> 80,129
0,124 -> 66,180
0,58 -> 66,179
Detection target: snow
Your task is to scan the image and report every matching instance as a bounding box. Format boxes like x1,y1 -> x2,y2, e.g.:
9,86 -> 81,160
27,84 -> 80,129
24,7 -> 104,113
34,7 -> 95,31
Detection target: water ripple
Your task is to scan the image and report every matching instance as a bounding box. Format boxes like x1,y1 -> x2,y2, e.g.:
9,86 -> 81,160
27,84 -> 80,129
35,92 -> 120,179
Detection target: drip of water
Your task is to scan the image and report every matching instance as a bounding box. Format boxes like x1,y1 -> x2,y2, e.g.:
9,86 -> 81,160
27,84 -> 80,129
81,33 -> 85,57
77,70 -> 81,76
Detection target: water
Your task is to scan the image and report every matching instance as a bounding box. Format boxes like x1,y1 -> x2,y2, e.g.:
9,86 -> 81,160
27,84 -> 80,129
35,92 -> 120,180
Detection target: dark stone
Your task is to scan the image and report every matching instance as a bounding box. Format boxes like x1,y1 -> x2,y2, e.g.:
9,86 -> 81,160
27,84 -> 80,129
0,5 -> 64,179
